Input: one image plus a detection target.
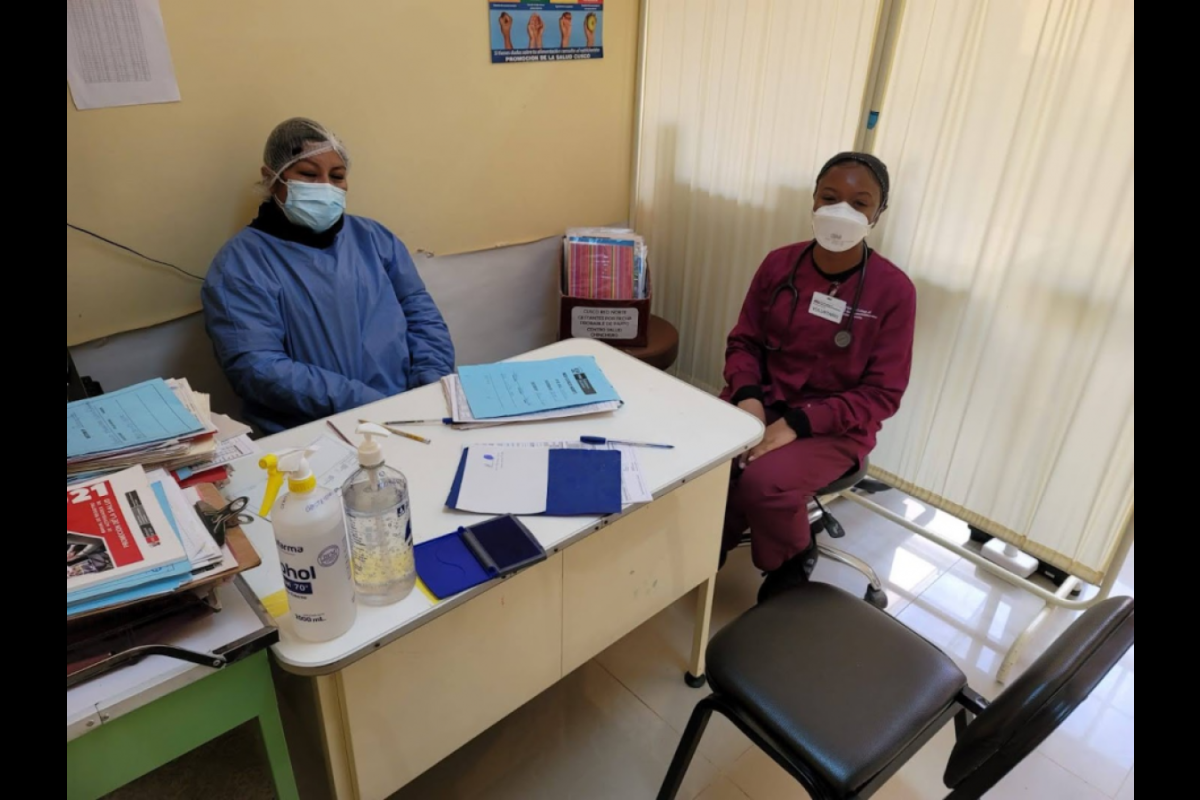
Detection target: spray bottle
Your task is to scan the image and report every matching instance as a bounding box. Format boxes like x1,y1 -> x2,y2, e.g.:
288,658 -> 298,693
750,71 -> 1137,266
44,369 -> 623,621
341,424 -> 416,606
260,448 -> 357,642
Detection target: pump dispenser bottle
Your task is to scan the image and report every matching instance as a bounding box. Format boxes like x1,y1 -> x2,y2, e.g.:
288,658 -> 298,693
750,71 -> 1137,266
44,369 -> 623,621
341,424 -> 417,606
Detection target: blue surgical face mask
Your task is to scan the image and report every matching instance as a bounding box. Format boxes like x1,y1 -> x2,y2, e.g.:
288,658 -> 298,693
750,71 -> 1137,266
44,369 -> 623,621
279,181 -> 347,233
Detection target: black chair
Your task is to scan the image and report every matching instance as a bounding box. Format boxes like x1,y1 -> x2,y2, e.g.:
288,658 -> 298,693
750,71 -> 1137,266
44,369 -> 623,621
738,459 -> 890,609
659,584 -> 1135,800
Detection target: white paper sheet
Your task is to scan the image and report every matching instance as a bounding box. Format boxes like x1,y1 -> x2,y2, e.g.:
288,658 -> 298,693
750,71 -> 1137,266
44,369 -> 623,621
147,469 -> 222,569
455,448 -> 551,515
475,441 -> 653,506
67,0 -> 181,110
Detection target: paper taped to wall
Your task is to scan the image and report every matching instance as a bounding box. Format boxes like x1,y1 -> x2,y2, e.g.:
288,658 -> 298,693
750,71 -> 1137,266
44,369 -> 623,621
67,0 -> 181,110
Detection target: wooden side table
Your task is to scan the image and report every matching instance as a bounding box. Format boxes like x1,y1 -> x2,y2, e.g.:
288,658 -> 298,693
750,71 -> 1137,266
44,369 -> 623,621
618,315 -> 680,371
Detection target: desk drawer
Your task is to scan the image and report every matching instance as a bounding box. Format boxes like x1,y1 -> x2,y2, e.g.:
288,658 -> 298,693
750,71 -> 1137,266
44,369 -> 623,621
562,466 -> 729,674
340,554 -> 564,800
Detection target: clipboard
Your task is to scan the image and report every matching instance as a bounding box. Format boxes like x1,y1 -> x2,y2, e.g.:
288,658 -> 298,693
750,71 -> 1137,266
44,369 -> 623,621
67,579 -> 279,690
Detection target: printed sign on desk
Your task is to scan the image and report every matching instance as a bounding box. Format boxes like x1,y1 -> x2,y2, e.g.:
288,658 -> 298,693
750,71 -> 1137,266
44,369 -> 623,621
490,1 -> 604,64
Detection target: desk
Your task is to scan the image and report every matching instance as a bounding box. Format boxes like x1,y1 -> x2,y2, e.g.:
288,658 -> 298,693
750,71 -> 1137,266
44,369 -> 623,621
238,339 -> 763,800
66,580 -> 299,800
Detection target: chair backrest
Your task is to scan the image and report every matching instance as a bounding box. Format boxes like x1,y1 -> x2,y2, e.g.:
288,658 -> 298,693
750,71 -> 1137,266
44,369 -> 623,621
944,596 -> 1134,797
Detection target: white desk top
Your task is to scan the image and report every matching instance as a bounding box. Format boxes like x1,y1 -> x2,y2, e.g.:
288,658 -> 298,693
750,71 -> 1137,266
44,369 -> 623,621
67,580 -> 271,743
236,339 -> 763,676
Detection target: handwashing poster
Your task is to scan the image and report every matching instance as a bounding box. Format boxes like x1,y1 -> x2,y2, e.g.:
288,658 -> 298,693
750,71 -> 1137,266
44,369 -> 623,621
490,1 -> 604,64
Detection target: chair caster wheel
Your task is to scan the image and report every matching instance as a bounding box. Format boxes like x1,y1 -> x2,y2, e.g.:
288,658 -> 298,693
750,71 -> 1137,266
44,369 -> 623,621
685,672 -> 708,689
865,587 -> 890,610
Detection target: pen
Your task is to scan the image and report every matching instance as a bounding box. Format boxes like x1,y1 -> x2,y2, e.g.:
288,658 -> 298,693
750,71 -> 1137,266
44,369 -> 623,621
581,436 -> 675,450
361,420 -> 434,446
384,418 -> 453,426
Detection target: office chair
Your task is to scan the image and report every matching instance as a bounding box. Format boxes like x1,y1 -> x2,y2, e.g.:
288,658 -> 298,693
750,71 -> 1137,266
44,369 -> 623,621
739,459 -> 890,610
659,585 -> 1135,800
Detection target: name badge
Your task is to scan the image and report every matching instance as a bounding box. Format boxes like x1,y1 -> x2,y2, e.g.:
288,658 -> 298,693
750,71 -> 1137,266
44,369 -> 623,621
809,293 -> 848,324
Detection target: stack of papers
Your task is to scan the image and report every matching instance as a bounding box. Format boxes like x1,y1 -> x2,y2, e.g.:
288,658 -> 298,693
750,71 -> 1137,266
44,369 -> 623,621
446,356 -> 623,429
173,414 -> 259,486
67,379 -> 217,480
564,228 -> 649,300
67,466 -> 243,618
68,467 -> 191,616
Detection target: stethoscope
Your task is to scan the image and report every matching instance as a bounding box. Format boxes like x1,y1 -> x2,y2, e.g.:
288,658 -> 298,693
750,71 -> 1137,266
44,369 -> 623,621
764,241 -> 870,352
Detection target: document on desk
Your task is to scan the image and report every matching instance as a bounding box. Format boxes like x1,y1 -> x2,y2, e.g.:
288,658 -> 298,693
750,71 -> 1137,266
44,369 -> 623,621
475,441 -> 654,506
455,448 -> 552,515
444,375 -> 622,429
457,357 -> 622,420
67,379 -> 206,459
449,446 -> 624,516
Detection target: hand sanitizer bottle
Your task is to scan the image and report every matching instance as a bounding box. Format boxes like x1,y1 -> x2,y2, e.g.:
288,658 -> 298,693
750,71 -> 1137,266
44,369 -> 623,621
342,424 -> 416,606
260,448 -> 357,643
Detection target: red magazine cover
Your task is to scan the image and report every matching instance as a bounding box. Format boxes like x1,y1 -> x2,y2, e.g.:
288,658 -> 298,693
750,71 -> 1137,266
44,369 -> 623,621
67,467 -> 186,596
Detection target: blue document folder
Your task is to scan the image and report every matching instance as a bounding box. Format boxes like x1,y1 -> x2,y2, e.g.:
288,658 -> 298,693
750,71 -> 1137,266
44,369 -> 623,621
446,447 -> 623,517
457,356 -> 622,420
67,379 -> 205,459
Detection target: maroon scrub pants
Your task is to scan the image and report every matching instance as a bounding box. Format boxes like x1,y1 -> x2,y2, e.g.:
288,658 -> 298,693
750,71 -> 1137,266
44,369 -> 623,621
722,414 -> 860,573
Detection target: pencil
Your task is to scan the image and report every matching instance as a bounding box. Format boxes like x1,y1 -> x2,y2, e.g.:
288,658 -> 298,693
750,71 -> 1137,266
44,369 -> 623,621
327,421 -> 354,446
384,418 -> 451,426
360,420 -> 434,446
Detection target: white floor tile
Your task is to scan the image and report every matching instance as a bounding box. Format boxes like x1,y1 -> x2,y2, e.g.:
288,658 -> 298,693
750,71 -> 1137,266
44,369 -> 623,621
392,661 -> 719,800
695,776 -> 754,800
896,559 -> 1052,698
817,495 -> 964,615
1038,647 -> 1135,797
986,752 -> 1111,800
1116,767 -> 1134,800
726,747 -> 812,800
596,595 -> 755,772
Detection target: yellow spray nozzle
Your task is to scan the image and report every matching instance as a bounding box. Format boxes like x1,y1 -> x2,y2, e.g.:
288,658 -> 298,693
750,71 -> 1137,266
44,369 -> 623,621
259,454 -> 285,517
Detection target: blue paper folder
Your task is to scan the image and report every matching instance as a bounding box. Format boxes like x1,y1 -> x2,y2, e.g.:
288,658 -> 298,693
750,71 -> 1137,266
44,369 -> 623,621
446,448 -> 623,517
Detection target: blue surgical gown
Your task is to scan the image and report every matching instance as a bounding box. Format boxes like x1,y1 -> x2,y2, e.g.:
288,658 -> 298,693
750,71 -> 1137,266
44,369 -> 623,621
202,216 -> 455,434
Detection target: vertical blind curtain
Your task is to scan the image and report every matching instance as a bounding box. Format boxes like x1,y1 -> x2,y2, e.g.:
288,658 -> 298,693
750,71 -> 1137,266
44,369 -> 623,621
633,0 -> 883,393
869,0 -> 1135,584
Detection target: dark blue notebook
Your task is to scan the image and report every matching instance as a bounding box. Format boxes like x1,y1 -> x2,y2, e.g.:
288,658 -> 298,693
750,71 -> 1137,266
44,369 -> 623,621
415,516 -> 546,600
445,448 -> 623,517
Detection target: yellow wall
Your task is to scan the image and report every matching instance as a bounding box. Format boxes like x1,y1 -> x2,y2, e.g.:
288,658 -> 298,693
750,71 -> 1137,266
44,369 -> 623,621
67,0 -> 641,345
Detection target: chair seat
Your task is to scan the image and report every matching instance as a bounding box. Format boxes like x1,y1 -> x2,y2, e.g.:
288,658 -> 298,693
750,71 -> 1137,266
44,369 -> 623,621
820,458 -> 870,496
707,583 -> 967,796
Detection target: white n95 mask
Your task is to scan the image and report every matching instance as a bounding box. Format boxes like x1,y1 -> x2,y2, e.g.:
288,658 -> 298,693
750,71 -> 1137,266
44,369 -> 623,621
813,203 -> 872,253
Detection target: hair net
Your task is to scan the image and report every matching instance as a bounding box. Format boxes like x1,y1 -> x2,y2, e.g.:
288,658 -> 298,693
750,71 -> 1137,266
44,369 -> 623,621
817,152 -> 891,212
262,118 -> 351,187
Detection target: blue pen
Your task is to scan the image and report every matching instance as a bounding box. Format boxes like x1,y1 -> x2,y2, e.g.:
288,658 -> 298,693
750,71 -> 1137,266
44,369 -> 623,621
385,418 -> 455,426
581,436 -> 675,450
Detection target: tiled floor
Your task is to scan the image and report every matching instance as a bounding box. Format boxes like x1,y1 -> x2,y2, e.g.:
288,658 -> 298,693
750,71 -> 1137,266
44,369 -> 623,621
107,491 -> 1134,799
395,491 -> 1135,800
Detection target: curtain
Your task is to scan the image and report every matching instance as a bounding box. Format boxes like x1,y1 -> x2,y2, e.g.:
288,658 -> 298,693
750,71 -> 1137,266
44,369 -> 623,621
633,0 -> 883,393
869,0 -> 1135,584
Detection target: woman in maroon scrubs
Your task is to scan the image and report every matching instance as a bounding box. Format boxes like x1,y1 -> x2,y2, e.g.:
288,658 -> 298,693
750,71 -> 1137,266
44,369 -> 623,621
721,153 -> 918,603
